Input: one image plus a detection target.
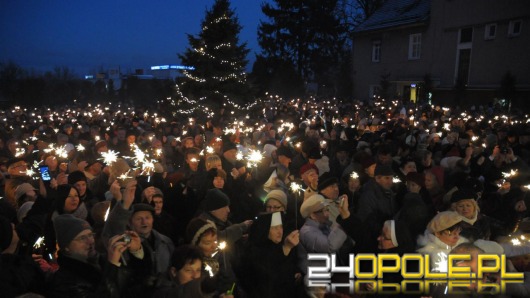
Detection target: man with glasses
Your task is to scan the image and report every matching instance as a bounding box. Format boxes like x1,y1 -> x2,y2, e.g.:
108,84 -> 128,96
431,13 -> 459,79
49,214 -> 144,297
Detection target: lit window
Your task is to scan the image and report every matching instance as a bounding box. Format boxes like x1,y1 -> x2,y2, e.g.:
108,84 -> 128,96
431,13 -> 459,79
372,40 -> 381,62
508,20 -> 522,37
484,23 -> 496,40
408,33 -> 421,60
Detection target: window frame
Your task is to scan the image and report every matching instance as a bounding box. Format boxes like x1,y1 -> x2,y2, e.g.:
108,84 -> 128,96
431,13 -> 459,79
484,23 -> 497,40
372,40 -> 381,62
508,19 -> 522,37
408,33 -> 422,60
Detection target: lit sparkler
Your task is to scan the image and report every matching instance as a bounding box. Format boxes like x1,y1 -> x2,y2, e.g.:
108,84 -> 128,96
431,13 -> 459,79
350,172 -> 359,179
246,149 -> 264,168
236,151 -> 243,161
104,206 -> 110,221
290,182 -> 303,195
33,236 -> 45,249
25,168 -> 35,177
502,169 -> 517,179
77,144 -> 85,152
15,148 -> 25,157
117,170 -> 133,181
100,150 -> 119,165
393,177 -> 401,183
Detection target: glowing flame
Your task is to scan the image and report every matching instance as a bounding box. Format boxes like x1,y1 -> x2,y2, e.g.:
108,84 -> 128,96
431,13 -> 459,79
236,151 -> 243,161
15,148 -> 25,157
101,150 -> 119,165
25,168 -> 35,177
502,169 -> 517,178
116,171 -> 132,182
77,144 -> 85,152
246,149 -> 264,168
350,172 -> 359,179
290,182 -> 303,194
33,236 -> 45,249
393,177 -> 401,183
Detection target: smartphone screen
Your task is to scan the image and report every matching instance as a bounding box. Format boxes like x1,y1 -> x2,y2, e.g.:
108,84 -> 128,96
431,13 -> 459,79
39,166 -> 51,181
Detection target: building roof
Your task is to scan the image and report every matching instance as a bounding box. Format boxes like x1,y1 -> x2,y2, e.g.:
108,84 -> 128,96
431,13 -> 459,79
354,0 -> 430,33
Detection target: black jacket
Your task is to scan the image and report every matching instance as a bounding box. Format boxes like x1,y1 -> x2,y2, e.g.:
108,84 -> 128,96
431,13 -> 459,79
47,252 -> 127,298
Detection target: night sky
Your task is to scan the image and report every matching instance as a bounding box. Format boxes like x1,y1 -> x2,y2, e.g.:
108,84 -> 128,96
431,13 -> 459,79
0,0 -> 268,77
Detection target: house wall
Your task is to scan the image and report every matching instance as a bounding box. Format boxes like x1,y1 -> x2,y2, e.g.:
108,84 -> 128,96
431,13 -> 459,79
352,0 -> 530,105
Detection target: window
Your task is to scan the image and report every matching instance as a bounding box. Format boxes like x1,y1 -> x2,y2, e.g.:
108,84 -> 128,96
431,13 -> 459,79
408,33 -> 421,60
372,40 -> 381,62
484,23 -> 496,40
508,20 -> 522,37
460,27 -> 473,43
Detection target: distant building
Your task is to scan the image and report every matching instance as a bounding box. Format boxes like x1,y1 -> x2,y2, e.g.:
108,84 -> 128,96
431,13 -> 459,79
83,64 -> 195,98
352,0 -> 530,105
150,64 -> 195,80
84,67 -> 122,90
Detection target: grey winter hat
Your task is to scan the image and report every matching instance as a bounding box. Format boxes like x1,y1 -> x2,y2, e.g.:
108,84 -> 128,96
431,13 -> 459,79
53,214 -> 92,249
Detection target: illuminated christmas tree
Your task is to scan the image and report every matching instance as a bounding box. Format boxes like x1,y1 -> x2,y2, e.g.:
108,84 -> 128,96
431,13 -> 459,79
178,0 -> 251,109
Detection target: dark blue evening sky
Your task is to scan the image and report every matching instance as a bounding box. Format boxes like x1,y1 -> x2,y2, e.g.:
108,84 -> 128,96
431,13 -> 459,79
0,0 -> 268,77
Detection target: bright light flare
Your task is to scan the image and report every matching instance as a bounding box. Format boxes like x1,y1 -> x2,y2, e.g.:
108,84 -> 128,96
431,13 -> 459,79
101,150 -> 119,165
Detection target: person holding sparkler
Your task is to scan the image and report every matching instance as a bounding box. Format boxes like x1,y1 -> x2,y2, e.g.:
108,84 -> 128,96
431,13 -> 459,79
0,215 -> 47,297
186,217 -> 235,297
48,214 -> 145,298
152,244 -> 211,298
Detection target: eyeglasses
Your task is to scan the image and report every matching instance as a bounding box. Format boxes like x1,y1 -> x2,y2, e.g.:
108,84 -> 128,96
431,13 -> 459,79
266,205 -> 283,211
73,232 -> 96,242
441,227 -> 461,236
313,207 -> 330,214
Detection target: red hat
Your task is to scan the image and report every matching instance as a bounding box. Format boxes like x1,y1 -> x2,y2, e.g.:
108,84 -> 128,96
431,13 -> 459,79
300,163 -> 319,177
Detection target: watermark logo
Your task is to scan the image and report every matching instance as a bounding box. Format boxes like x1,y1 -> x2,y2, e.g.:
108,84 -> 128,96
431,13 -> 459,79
307,253 -> 523,295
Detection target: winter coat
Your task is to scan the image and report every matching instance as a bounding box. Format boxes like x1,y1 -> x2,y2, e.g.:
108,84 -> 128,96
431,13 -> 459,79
239,213 -> 301,298
356,179 -> 398,250
0,253 -> 47,298
417,231 -> 468,271
102,202 -> 175,276
47,252 -> 124,298
298,218 -> 348,275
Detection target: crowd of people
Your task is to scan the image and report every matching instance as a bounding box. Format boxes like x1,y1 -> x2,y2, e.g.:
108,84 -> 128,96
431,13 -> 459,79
1,97 -> 530,297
